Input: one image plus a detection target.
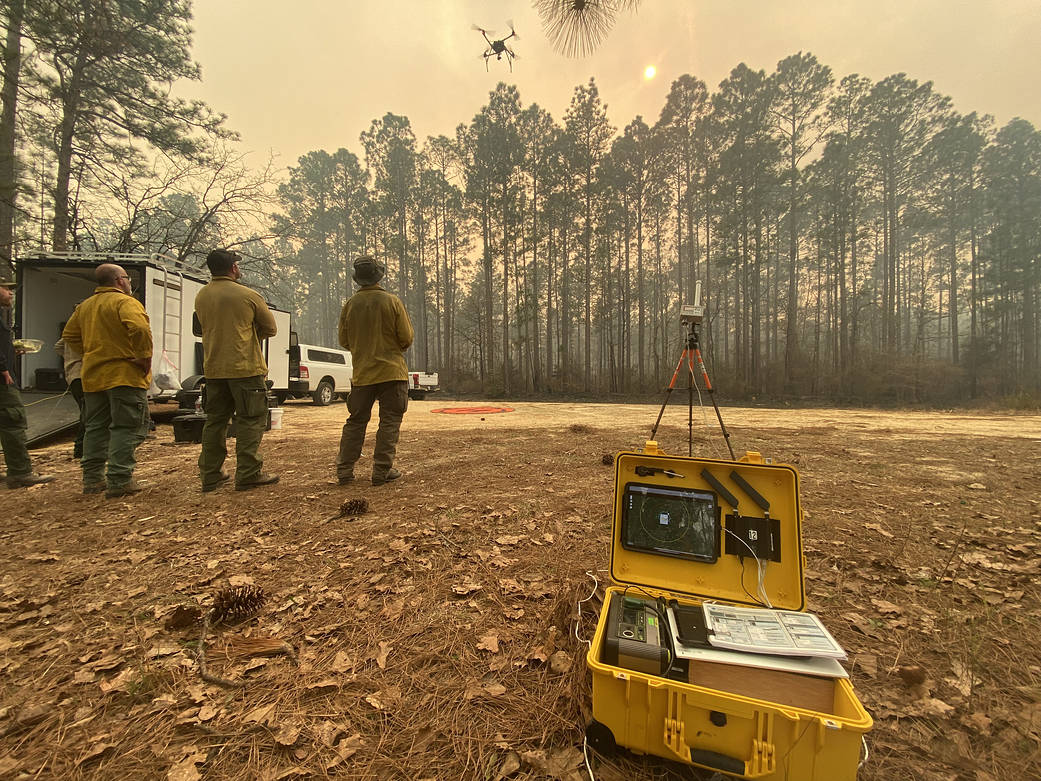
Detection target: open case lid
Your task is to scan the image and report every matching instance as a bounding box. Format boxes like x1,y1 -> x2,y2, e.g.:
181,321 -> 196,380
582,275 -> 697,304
611,447 -> 806,611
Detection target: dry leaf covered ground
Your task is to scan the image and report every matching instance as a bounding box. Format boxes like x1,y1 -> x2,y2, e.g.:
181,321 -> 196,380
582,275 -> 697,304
1,400 -> 1040,781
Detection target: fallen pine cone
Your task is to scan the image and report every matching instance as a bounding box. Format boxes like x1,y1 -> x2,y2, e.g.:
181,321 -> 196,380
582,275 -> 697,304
209,585 -> 266,625
601,453 -> 614,466
338,497 -> 369,518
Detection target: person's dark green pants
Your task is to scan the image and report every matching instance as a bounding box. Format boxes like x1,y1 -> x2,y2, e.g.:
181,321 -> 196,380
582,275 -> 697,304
199,375 -> 268,489
336,380 -> 408,480
0,382 -> 32,478
69,378 -> 85,458
82,386 -> 149,489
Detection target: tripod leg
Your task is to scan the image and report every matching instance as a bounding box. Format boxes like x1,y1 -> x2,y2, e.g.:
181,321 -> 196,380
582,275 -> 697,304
650,350 -> 687,441
687,350 -> 695,457
693,346 -> 735,460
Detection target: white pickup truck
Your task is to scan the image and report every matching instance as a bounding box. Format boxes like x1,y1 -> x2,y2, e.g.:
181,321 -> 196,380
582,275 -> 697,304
287,341 -> 353,405
407,371 -> 439,400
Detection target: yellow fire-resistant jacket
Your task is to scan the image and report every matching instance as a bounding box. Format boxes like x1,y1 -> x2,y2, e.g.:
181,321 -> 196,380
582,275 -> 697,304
61,287 -> 152,392
194,276 -> 277,379
338,285 -> 413,386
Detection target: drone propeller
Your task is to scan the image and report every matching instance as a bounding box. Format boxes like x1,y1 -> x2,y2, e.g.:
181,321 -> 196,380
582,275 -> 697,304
471,23 -> 488,33
504,19 -> 519,40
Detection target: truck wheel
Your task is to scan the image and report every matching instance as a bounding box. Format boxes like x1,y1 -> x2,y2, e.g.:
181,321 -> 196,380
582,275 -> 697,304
408,389 -> 425,401
312,380 -> 334,406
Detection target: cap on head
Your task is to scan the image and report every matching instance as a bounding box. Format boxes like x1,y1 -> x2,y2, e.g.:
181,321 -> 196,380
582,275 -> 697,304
352,256 -> 385,286
206,248 -> 240,276
0,279 -> 16,289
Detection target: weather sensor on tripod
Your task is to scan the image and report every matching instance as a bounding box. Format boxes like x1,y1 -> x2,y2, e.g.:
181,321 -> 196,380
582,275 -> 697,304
650,279 -> 735,459
680,281 -> 705,326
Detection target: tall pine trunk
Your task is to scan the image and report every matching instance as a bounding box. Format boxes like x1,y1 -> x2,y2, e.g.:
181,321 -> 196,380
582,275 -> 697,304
53,49 -> 88,252
0,0 -> 24,268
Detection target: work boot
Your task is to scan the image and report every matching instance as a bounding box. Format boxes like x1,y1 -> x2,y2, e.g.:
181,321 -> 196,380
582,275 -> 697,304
337,472 -> 355,485
6,472 -> 55,489
105,479 -> 144,499
83,481 -> 106,495
235,473 -> 279,491
371,468 -> 401,487
201,472 -> 231,493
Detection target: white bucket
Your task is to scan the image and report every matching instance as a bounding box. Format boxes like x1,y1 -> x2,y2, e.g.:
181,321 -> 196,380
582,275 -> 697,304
269,407 -> 284,430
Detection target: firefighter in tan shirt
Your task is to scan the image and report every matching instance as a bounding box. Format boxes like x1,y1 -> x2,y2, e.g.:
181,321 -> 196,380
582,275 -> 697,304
61,264 -> 152,498
336,256 -> 414,486
193,249 -> 278,492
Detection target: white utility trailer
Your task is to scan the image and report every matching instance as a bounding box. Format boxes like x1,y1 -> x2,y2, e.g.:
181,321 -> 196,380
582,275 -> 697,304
15,252 -> 291,404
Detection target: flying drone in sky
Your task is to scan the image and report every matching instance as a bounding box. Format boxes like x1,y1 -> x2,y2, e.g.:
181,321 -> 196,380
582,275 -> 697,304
473,21 -> 520,71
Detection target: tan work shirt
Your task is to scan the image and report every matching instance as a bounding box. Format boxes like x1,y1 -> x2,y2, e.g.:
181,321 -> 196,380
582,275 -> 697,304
194,276 -> 277,379
338,285 -> 413,386
61,287 -> 152,392
54,337 -> 83,383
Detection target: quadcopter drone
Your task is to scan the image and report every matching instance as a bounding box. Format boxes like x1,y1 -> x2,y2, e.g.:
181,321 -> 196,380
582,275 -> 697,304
472,21 -> 519,72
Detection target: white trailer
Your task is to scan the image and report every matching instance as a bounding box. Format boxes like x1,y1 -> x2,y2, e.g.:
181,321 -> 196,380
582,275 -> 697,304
14,252 -> 291,402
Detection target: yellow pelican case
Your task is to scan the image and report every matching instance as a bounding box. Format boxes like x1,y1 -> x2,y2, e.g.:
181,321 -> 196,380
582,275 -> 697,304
586,446 -> 872,779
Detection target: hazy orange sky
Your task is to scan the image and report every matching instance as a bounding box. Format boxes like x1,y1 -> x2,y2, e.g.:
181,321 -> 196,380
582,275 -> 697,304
183,0 -> 1041,165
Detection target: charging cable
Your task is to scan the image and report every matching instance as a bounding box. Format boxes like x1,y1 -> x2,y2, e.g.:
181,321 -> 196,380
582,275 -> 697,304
721,526 -> 772,608
582,735 -> 596,781
574,571 -> 601,649
576,571 -> 604,781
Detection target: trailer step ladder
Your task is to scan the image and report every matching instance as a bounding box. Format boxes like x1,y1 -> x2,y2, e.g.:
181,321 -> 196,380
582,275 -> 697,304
159,266 -> 184,382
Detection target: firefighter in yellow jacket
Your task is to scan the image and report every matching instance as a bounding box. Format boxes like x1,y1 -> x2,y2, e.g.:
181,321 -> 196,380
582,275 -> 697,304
194,249 -> 279,492
335,256 -> 414,486
61,264 -> 152,498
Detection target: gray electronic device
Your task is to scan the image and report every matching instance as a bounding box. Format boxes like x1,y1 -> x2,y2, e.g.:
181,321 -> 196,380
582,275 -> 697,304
601,593 -> 671,675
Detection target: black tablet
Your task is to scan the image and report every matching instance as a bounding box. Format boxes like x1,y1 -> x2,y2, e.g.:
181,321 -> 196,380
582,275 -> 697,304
621,482 -> 719,563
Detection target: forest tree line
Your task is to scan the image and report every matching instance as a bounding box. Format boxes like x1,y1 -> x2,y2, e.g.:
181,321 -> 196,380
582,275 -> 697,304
2,1 -> 1040,404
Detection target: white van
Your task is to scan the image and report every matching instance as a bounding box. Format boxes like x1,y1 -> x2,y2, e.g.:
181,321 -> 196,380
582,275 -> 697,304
287,340 -> 352,405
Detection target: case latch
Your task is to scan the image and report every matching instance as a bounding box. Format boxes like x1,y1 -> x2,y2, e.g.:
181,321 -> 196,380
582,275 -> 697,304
641,439 -> 665,455
662,688 -> 691,762
748,710 -> 777,776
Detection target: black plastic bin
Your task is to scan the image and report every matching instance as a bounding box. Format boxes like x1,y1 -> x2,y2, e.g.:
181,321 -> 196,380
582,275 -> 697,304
35,367 -> 67,392
172,413 -> 206,443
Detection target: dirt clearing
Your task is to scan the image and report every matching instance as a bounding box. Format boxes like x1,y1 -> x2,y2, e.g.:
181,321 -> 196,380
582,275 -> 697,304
2,401 -> 1040,780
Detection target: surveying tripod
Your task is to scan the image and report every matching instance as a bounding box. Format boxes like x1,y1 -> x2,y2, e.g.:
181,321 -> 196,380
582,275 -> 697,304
649,288 -> 735,459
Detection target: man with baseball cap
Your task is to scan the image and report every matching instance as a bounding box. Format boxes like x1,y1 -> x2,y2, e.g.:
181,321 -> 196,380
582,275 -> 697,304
336,256 -> 413,486
0,278 -> 54,488
194,248 -> 279,492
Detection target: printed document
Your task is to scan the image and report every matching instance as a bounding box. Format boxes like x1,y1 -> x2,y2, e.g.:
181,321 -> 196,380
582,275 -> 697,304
702,603 -> 847,659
